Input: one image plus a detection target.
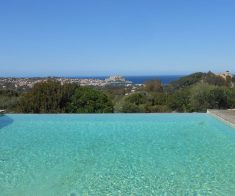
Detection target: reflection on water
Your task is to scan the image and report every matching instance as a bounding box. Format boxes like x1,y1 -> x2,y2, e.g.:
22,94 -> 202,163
0,115 -> 14,129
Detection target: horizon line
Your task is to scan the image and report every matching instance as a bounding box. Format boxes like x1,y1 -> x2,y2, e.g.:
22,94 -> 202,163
0,72 -> 234,78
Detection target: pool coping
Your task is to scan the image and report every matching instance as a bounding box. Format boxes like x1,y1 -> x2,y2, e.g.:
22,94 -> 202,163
207,109 -> 235,129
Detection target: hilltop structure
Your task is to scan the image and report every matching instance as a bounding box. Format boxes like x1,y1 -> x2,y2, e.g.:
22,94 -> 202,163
216,71 -> 233,80
105,76 -> 132,86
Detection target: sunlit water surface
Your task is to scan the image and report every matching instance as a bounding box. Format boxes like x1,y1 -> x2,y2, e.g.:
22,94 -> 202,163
0,114 -> 235,195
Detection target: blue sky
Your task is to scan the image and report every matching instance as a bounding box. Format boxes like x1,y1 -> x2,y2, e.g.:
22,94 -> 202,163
0,0 -> 235,76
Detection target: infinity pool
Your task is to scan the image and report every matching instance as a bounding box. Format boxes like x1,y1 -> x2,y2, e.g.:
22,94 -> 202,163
0,114 -> 235,195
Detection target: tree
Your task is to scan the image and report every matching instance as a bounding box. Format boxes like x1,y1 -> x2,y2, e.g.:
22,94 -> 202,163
207,87 -> 235,109
125,92 -> 147,105
168,88 -> 191,112
121,102 -> 141,113
144,80 -> 163,92
66,87 -> 113,113
189,82 -> 235,112
189,82 -> 213,112
18,80 -> 79,113
118,93 -> 147,113
0,90 -> 19,112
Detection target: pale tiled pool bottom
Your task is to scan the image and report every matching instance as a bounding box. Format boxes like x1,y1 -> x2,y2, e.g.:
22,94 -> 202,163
0,114 -> 235,195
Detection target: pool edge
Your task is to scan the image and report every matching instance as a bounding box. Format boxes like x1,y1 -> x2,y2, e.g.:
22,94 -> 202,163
207,109 -> 235,129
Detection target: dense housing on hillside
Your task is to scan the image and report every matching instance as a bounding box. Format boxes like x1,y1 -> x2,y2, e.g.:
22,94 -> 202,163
0,75 -> 135,91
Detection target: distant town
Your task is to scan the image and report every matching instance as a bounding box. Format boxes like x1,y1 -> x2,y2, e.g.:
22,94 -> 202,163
0,75 -> 139,91
0,71 -> 234,91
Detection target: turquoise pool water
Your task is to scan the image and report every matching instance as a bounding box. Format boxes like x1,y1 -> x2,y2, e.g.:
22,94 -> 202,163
0,114 -> 235,195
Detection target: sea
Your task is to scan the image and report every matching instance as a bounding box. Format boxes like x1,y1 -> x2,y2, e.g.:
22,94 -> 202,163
71,75 -> 183,84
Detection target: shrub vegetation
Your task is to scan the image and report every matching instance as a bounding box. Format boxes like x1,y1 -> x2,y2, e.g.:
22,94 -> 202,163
1,72 -> 234,113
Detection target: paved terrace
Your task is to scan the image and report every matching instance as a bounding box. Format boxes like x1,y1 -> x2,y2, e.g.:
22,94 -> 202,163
207,109 -> 235,128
